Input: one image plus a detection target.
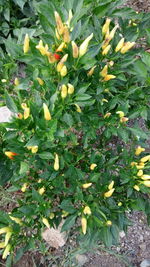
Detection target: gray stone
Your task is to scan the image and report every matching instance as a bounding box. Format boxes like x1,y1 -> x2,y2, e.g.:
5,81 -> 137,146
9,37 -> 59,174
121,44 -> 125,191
0,106 -> 13,123
75,254 -> 88,266
140,259 -> 150,267
119,231 -> 125,238
42,220 -> 67,249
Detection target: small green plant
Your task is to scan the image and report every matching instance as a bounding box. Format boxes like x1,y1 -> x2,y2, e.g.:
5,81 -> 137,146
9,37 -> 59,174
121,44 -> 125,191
0,0 -> 150,264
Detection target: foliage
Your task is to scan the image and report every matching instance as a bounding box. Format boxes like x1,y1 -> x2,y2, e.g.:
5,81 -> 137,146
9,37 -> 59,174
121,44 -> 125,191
0,0 -> 150,264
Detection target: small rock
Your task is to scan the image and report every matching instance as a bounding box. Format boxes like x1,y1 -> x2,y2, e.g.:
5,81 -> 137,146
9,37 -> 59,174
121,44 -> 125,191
139,243 -> 146,251
0,106 -> 13,123
140,259 -> 150,267
119,231 -> 126,238
75,254 -> 88,266
42,221 -> 67,249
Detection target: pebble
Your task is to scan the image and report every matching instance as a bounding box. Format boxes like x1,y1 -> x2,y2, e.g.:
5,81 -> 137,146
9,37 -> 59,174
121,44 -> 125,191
75,254 -> 88,266
140,259 -> 150,267
119,231 -> 126,238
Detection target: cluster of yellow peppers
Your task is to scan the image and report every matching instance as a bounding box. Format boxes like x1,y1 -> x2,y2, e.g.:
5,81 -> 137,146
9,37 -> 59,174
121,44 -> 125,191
132,146 -> 150,191
102,18 -> 135,55
0,216 -> 22,259
60,83 -> 74,98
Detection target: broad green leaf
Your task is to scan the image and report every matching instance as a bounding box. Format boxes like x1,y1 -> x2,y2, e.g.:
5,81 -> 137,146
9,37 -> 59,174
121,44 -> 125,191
13,0 -> 27,9
134,60 -> 147,78
19,162 -> 29,175
75,93 -> 92,101
4,38 -> 22,57
101,227 -> 113,247
25,136 -> 39,147
60,199 -> 76,213
13,247 -> 26,264
61,214 -> 77,232
5,90 -> 18,113
32,188 -> 43,202
38,152 -> 54,160
62,113 -> 74,127
93,3 -> 110,17
128,127 -> 148,140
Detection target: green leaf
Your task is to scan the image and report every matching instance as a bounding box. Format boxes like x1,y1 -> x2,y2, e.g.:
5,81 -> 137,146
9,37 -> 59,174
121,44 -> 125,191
5,90 -> 18,113
25,136 -> 39,147
61,214 -> 77,232
60,200 -> 76,213
141,52 -> 150,68
117,128 -> 129,142
94,3 -> 110,17
134,60 -> 147,78
62,113 -> 74,127
71,20 -> 81,40
0,211 -> 11,224
5,254 -> 13,267
13,0 -> 27,9
128,127 -> 148,140
13,247 -> 27,264
38,152 -> 54,160
32,188 -> 43,202
19,162 -> 29,175
4,8 -> 10,21
101,227 -> 113,247
39,14 -> 54,36
4,38 -> 22,58
19,205 -> 36,216
75,94 -> 92,101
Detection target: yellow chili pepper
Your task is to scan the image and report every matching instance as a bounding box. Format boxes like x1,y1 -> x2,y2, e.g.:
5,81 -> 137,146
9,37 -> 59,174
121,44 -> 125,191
74,103 -> 82,113
100,65 -> 108,77
0,227 -> 12,235
83,206 -> 91,215
61,84 -> 68,99
2,244 -> 11,259
87,66 -> 96,76
37,77 -> 44,85
38,187 -> 45,195
106,220 -> 112,226
5,232 -> 12,246
121,42 -> 135,54
137,170 -> 143,177
140,155 -> 150,163
14,78 -> 19,86
42,217 -> 50,228
43,103 -> 51,121
23,34 -> 30,54
54,11 -> 64,35
60,65 -> 67,77
116,111 -> 125,118
81,217 -> 87,235
102,44 -> 111,55
54,153 -> 59,171
63,26 -> 70,43
115,38 -> 124,52
79,33 -> 93,57
108,181 -> 114,190
104,188 -> 115,198
82,183 -> 92,189
103,74 -> 116,81
135,146 -> 145,156
67,83 -> 74,94
142,180 -> 150,187
90,163 -> 97,170
133,185 -> 140,191
71,41 -> 79,58
102,18 -> 111,35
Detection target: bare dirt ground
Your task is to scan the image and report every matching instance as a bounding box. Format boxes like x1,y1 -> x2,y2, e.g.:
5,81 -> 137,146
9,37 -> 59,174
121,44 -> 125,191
0,1 -> 150,267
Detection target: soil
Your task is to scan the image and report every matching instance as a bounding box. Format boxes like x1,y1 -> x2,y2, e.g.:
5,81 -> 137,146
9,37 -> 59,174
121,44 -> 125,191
0,1 -> 150,267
